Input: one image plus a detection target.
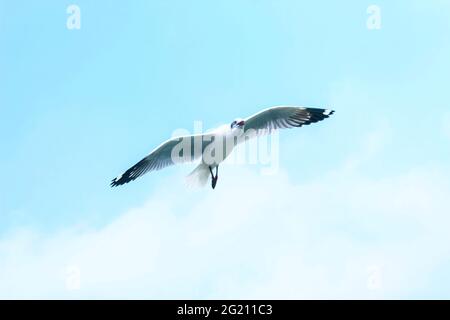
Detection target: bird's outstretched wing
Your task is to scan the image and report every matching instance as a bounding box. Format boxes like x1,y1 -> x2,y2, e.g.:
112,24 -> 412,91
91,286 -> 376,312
111,133 -> 214,187
244,106 -> 334,136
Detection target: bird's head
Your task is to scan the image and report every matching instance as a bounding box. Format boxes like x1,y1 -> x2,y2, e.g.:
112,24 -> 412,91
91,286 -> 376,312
230,118 -> 245,129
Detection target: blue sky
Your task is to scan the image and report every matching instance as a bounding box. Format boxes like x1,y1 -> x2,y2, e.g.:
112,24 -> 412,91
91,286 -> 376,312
1,0 -> 450,298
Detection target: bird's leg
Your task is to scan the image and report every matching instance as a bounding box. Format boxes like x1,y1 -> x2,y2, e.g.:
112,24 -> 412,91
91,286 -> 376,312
212,166 -> 219,189
209,166 -> 218,189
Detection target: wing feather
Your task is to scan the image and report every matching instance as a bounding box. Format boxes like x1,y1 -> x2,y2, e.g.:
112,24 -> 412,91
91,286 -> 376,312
111,133 -> 213,187
244,106 -> 334,136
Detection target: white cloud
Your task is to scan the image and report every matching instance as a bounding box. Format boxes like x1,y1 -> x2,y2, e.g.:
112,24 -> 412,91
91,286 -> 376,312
1,127 -> 450,299
2,171 -> 450,299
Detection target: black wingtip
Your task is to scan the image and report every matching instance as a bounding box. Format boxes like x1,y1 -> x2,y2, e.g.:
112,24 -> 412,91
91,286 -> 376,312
110,175 -> 126,188
110,171 -> 136,187
321,109 -> 334,117
291,108 -> 335,126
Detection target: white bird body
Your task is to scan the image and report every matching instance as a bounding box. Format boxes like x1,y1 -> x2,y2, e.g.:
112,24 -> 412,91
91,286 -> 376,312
111,106 -> 334,189
202,124 -> 243,165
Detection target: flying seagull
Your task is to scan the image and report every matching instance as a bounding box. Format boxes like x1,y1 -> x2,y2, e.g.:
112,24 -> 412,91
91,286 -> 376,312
111,106 -> 334,189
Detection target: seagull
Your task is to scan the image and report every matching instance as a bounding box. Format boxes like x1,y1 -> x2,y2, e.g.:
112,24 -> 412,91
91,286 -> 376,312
111,106 -> 334,189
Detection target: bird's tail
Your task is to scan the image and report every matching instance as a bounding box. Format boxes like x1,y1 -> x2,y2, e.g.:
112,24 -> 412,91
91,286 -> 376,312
185,162 -> 210,188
